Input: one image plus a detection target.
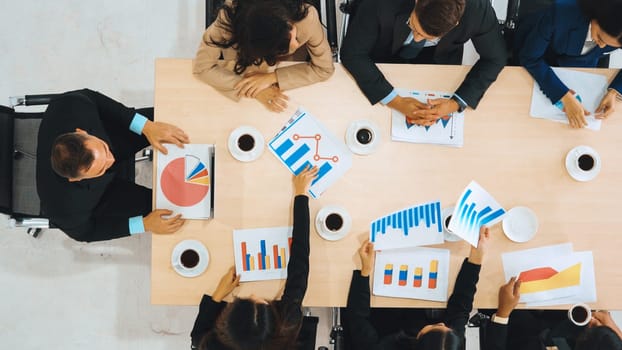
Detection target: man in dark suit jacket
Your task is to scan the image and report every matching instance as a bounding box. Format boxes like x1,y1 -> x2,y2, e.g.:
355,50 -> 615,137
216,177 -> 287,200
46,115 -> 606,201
340,0 -> 507,126
515,0 -> 622,128
37,89 -> 188,242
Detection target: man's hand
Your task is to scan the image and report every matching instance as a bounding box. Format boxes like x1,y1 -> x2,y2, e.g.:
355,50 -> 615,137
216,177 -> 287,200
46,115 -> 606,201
410,98 -> 459,123
497,277 -> 521,317
561,90 -> 589,128
387,95 -> 434,126
212,266 -> 241,302
256,86 -> 289,112
590,311 -> 622,339
235,72 -> 278,98
595,89 -> 618,119
293,165 -> 318,196
358,239 -> 375,277
142,121 -> 190,155
143,209 -> 185,234
468,226 -> 490,265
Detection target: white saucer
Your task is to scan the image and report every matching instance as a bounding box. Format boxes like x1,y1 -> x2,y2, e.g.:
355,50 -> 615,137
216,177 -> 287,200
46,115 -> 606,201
315,205 -> 352,241
565,145 -> 601,182
345,120 -> 381,155
171,240 -> 209,278
502,206 -> 538,243
442,206 -> 462,242
228,126 -> 265,162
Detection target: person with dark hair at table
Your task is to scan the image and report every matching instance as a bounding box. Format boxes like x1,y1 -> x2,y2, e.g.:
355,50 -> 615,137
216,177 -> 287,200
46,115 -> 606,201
190,166 -> 318,350
37,89 -> 189,243
515,0 -> 622,128
344,226 -> 490,350
485,279 -> 622,349
340,0 -> 507,127
193,0 -> 334,113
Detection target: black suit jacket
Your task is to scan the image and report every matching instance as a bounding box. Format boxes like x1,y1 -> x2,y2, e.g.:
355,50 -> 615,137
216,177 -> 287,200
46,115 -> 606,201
340,0 -> 507,108
36,89 -> 143,242
345,258 -> 481,350
190,196 -> 311,349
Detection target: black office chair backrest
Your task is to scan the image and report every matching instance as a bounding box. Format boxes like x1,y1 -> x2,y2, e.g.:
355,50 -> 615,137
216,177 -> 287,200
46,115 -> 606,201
0,106 -> 15,215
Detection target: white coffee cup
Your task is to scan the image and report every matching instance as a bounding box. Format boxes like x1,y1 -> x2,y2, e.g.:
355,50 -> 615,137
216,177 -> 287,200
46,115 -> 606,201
568,303 -> 592,326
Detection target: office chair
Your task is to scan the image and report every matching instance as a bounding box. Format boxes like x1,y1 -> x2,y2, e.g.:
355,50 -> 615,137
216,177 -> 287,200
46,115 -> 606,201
1,94 -> 151,238
204,0 -> 339,60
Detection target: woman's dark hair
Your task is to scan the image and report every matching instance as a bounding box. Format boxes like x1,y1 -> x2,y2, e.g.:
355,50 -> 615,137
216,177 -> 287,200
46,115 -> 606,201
398,328 -> 461,350
199,298 -> 302,350
51,132 -> 94,178
578,0 -> 622,45
575,326 -> 622,350
212,0 -> 312,74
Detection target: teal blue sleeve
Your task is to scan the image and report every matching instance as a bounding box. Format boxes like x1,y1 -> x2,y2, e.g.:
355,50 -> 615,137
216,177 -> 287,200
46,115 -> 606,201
129,113 -> 148,135
380,90 -> 398,105
128,216 -> 145,235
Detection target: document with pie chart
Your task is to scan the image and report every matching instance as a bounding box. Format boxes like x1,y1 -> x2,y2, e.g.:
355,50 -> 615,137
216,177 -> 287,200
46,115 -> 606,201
156,144 -> 215,219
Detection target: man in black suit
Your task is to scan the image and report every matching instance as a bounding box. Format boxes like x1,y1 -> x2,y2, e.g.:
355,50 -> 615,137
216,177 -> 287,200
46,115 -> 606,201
341,0 -> 507,126
37,89 -> 188,242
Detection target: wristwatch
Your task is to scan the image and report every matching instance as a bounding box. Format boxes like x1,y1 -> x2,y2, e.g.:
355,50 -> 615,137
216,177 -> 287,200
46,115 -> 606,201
491,313 -> 509,325
451,95 -> 468,113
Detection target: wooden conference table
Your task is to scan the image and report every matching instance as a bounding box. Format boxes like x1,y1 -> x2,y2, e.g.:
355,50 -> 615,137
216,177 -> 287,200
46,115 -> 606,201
152,58 -> 622,309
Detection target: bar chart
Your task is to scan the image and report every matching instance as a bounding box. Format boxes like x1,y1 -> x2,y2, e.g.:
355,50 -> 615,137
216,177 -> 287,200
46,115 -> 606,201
448,181 -> 505,247
374,248 -> 449,301
370,201 -> 444,250
233,227 -> 293,282
269,108 -> 352,198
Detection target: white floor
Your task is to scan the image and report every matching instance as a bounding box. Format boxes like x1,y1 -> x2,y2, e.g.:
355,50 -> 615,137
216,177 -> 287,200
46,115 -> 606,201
1,1 -> 621,349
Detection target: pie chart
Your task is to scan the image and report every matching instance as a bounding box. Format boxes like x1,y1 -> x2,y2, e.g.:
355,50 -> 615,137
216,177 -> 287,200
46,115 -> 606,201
161,155 -> 210,207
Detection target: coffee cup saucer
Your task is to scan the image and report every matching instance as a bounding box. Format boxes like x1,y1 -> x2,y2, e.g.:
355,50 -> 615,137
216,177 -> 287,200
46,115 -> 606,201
565,145 -> 601,182
228,126 -> 265,162
441,206 -> 461,242
171,239 -> 209,278
345,120 -> 381,155
502,206 -> 538,243
314,206 -> 352,241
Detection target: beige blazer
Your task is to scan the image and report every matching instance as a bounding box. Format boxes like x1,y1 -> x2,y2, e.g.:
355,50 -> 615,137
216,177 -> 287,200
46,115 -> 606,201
193,3 -> 335,101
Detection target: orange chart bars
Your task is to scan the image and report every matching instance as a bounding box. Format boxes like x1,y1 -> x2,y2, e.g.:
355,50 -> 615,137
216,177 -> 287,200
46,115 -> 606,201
241,239 -> 288,272
413,267 -> 423,287
428,260 -> 438,289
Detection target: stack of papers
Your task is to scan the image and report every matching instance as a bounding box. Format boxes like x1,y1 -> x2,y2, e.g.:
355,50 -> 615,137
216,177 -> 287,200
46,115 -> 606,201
502,243 -> 596,306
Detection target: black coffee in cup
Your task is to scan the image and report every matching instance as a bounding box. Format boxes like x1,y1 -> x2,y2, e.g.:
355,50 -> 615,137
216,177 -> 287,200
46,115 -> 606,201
181,249 -> 200,269
444,216 -> 452,229
572,306 -> 588,323
238,134 -> 255,152
325,213 -> 343,231
578,154 -> 594,171
356,128 -> 373,145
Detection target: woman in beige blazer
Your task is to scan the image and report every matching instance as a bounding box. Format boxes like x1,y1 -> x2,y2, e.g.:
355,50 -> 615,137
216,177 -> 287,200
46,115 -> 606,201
193,0 -> 335,112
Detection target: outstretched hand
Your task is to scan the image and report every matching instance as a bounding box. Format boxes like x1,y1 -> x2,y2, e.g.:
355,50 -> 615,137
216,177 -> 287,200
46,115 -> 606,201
293,165 -> 319,196
144,209 -> 185,234
212,266 -> 241,302
497,277 -> 521,317
468,226 -> 490,265
358,239 -> 375,277
143,121 -> 190,154
561,90 -> 589,128
595,89 -> 618,119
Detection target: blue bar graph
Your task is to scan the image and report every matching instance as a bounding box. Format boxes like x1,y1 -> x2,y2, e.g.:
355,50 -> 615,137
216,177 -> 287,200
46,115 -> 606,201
275,139 -> 294,156
370,201 -> 443,244
452,182 -> 506,244
311,162 -> 333,185
285,144 -> 310,167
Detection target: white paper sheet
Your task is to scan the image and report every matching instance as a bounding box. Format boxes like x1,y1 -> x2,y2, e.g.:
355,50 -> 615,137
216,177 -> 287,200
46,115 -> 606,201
530,68 -> 608,130
233,226 -> 293,282
370,201 -> 445,250
155,144 -> 214,219
268,108 -> 352,198
448,181 -> 506,247
373,247 -> 450,302
391,89 -> 465,147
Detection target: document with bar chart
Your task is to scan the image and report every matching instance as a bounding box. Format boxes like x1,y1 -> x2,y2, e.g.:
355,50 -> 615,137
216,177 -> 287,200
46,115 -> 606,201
373,247 -> 450,301
370,201 -> 445,251
156,144 -> 214,219
233,226 -> 293,282
268,108 -> 352,198
391,89 -> 464,147
448,181 -> 505,247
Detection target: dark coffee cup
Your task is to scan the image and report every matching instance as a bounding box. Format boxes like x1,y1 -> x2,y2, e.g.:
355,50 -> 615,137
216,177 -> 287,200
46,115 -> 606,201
577,154 -> 594,171
356,128 -> 373,145
325,213 -> 344,232
180,249 -> 200,269
237,134 -> 255,152
568,303 -> 591,326
444,215 -> 453,233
